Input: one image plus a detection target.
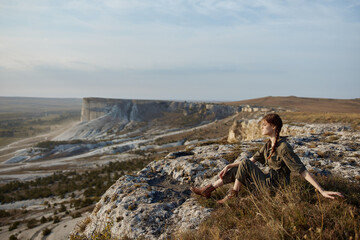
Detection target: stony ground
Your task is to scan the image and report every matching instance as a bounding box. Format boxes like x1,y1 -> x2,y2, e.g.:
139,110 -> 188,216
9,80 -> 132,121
71,122 -> 360,239
1,120 -> 359,240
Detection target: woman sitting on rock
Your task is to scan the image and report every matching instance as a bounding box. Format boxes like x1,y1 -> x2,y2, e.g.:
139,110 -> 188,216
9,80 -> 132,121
190,113 -> 343,204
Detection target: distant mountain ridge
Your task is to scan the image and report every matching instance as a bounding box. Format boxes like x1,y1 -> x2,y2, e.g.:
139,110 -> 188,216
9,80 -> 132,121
1,96 -> 359,114
224,96 -> 360,113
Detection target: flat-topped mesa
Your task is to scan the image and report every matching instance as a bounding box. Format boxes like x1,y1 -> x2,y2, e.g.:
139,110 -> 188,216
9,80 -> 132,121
81,98 -> 272,122
53,98 -> 275,141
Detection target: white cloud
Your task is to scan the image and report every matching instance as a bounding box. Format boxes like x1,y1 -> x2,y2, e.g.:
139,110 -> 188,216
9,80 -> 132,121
0,0 -> 359,99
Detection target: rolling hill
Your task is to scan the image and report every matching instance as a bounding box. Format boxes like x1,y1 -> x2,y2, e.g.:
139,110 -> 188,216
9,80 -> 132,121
224,96 -> 360,113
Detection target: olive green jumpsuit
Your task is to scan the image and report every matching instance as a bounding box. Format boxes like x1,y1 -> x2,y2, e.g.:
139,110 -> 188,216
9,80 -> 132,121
222,137 -> 307,191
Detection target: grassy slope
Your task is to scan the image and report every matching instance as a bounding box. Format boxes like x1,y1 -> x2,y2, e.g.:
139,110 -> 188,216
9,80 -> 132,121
225,96 -> 360,131
224,96 -> 360,113
181,176 -> 360,240
179,96 -> 360,240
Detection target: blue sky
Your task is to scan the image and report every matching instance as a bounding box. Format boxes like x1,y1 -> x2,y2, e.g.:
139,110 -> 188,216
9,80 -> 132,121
0,0 -> 359,101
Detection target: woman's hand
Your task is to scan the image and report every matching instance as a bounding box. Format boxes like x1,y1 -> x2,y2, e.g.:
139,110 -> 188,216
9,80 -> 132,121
320,190 -> 344,199
219,165 -> 230,179
302,170 -> 344,200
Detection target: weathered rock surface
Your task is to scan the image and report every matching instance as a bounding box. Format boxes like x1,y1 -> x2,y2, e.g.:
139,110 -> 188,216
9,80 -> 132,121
227,118 -> 352,142
70,121 -> 359,239
71,145 -> 233,239
81,98 -> 272,122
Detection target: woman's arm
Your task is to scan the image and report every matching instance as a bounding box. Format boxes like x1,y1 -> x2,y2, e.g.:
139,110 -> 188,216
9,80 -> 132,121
219,162 -> 241,179
219,157 -> 257,179
301,170 -> 344,199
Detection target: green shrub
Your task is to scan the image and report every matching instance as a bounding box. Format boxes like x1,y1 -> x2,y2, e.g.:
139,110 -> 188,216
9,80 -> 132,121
71,212 -> 82,219
27,218 -> 37,229
8,221 -> 20,231
9,235 -> 18,240
53,216 -> 60,224
0,209 -> 10,218
40,216 -> 47,224
59,204 -> 67,212
42,227 -> 52,236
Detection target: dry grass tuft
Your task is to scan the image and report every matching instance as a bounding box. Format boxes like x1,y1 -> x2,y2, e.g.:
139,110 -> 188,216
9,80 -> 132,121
77,216 -> 91,233
181,175 -> 360,240
222,145 -> 243,163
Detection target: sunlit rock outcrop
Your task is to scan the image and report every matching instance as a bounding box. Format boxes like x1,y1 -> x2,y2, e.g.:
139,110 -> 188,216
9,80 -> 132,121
70,145 -> 233,239
70,122 -> 360,239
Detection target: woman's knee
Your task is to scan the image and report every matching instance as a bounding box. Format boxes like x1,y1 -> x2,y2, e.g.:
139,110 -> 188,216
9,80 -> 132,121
222,167 -> 237,184
238,159 -> 251,172
235,159 -> 253,183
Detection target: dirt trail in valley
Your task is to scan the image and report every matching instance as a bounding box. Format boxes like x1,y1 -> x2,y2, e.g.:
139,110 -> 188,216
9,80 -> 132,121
0,113 -> 240,180
0,121 -> 80,163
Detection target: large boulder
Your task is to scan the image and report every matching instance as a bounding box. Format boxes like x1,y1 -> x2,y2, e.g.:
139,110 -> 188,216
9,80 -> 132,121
70,145 -> 233,239
227,119 -> 262,143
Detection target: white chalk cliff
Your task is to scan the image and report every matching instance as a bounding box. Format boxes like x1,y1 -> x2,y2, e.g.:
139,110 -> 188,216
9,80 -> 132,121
56,98 -> 272,141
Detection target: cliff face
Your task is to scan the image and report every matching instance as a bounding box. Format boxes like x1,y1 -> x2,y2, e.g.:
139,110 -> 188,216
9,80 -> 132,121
81,98 -> 245,122
55,98 -> 273,141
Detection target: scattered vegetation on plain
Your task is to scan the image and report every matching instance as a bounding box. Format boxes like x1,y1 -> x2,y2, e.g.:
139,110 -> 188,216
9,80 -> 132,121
0,111 -> 80,146
0,157 -> 155,203
34,139 -> 98,151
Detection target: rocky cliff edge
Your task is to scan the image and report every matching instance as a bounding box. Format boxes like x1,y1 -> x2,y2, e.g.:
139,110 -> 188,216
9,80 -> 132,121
70,122 -> 360,239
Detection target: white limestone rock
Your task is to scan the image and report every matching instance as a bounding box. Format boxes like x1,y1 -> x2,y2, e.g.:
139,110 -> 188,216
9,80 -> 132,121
71,123 -> 359,240
71,145 -> 231,239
